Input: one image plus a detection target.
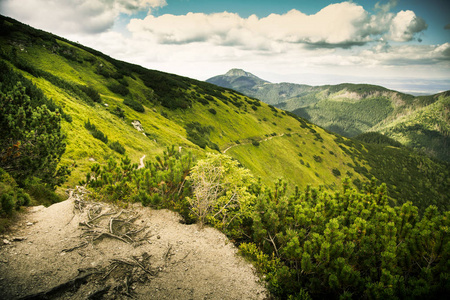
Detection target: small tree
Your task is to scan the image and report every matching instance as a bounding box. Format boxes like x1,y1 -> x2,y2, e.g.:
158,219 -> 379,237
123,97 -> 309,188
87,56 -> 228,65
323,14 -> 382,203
0,82 -> 68,187
187,153 -> 255,237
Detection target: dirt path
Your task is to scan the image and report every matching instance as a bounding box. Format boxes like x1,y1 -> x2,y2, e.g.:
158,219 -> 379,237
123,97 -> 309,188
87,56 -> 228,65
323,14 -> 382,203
223,133 -> 285,153
0,188 -> 268,299
138,155 -> 146,169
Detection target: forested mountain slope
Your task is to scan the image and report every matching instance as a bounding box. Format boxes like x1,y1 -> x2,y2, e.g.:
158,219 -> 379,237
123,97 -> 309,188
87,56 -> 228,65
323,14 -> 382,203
0,14 -> 448,211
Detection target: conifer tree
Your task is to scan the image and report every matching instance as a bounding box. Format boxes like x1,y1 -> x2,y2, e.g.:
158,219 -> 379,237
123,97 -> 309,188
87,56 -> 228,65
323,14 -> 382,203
0,82 -> 68,187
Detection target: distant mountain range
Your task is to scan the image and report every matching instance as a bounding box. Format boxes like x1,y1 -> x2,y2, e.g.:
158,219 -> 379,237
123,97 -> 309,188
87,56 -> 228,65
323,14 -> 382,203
207,69 -> 450,162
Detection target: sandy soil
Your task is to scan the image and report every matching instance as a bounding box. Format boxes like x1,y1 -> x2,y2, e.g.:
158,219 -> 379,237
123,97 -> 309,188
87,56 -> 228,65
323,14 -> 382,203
0,187 -> 268,299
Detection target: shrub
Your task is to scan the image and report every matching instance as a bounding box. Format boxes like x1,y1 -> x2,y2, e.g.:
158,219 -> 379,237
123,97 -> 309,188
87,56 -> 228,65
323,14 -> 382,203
332,168 -> 341,177
77,85 -> 101,103
0,191 -> 15,215
185,122 -> 219,150
85,120 -> 108,144
107,82 -> 129,96
111,106 -> 125,119
208,108 -> 217,115
313,155 -> 323,163
252,140 -> 260,146
109,141 -> 126,155
123,98 -> 145,113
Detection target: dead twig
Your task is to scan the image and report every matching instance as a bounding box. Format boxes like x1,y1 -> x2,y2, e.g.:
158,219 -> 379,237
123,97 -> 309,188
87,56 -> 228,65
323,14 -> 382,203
62,241 -> 89,253
94,232 -> 130,244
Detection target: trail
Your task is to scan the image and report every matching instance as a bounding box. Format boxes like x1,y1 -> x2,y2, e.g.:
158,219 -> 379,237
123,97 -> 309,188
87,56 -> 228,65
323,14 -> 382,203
223,133 -> 285,153
138,155 -> 146,169
0,187 -> 267,299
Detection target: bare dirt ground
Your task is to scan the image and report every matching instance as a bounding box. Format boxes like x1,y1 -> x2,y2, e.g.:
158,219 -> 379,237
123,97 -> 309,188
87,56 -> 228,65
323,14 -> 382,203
0,187 -> 268,299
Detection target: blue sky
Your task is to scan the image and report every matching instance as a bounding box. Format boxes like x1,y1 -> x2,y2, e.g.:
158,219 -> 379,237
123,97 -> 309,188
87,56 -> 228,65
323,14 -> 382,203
1,0 -> 449,94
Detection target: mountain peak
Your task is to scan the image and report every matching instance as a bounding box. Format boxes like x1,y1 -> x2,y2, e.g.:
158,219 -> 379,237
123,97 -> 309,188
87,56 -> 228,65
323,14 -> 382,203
225,68 -> 257,78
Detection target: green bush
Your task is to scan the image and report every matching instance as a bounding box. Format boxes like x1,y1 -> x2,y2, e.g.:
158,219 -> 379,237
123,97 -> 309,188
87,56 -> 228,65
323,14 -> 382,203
185,122 -> 219,150
84,120 -> 108,144
0,191 -> 15,215
332,168 -> 341,177
107,82 -> 129,96
208,108 -> 217,115
109,141 -> 126,155
77,85 -> 101,103
123,98 -> 145,113
313,155 -> 323,163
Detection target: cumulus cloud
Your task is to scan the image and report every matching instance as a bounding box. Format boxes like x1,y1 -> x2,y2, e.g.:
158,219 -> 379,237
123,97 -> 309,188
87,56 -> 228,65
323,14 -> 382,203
0,0 -> 167,34
386,10 -> 427,42
127,1 -> 427,50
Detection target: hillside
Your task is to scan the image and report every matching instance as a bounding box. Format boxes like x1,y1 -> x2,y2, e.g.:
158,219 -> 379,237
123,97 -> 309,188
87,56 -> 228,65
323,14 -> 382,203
207,69 -> 450,162
0,14 -> 449,211
370,91 -> 450,162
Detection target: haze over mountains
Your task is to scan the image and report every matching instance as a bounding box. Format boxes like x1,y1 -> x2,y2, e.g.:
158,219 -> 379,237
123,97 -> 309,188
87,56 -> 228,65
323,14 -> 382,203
207,69 -> 450,162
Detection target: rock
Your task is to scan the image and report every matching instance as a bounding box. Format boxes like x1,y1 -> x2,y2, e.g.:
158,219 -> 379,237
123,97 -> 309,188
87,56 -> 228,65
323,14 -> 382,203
26,222 -> 33,226
2,239 -> 10,245
89,157 -> 96,162
131,120 -> 145,132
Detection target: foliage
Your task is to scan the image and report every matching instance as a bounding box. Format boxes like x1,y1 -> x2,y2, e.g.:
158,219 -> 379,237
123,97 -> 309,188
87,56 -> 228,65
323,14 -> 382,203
354,132 -> 403,147
109,141 -> 126,155
83,146 -> 194,221
77,84 -> 101,103
123,98 -> 145,113
0,82 -> 69,187
335,137 -> 450,212
245,179 -> 449,299
0,168 -> 31,216
332,168 -> 341,177
0,60 -> 72,122
110,105 -> 125,119
107,82 -> 129,96
187,153 -> 256,238
84,120 -> 108,144
185,122 -> 219,150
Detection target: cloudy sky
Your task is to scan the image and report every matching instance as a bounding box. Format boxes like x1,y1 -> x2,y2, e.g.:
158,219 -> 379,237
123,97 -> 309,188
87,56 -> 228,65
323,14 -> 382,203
1,0 -> 449,94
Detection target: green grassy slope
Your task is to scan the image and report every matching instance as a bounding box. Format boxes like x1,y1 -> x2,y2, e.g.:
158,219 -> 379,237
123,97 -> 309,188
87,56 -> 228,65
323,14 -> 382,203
371,92 -> 450,162
208,69 -> 450,162
1,15 -> 448,211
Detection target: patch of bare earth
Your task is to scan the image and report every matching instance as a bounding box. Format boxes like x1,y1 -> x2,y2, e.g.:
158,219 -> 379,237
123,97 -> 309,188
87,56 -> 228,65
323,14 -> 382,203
0,187 -> 268,299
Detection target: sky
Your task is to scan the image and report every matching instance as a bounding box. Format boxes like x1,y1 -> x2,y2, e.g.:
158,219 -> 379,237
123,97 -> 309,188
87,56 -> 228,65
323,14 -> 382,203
1,0 -> 449,94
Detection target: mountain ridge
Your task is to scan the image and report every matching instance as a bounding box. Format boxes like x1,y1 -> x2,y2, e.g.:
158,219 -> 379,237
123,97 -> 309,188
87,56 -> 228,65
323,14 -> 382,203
207,69 -> 450,161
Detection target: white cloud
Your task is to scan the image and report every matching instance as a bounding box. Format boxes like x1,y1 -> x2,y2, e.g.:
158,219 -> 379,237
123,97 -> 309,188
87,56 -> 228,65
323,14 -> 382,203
127,2 -> 427,49
386,10 -> 427,42
0,0 -> 167,34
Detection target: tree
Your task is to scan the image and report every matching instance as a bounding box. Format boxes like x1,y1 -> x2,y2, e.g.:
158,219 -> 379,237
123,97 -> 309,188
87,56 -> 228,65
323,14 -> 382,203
187,153 -> 256,237
0,82 -> 68,187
